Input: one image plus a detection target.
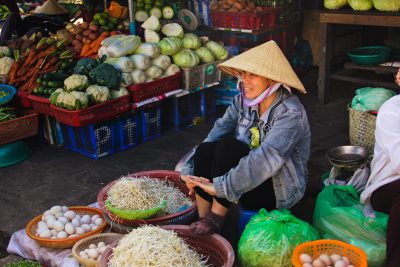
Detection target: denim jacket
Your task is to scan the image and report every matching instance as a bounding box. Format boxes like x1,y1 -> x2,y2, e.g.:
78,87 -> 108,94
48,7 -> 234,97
181,87 -> 311,209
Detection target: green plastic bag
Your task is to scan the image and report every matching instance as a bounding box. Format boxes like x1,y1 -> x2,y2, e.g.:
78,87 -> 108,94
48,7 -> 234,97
351,87 -> 395,112
238,209 -> 320,267
313,185 -> 388,267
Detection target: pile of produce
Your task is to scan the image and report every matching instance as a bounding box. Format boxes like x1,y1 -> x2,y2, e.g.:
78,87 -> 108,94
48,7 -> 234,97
92,12 -> 125,32
106,176 -> 193,216
0,4 -> 10,20
324,0 -> 400,11
0,107 -> 16,122
107,1 -> 129,20
133,0 -> 174,22
299,253 -> 355,267
108,225 -> 207,267
79,241 -> 110,261
210,0 -> 265,12
4,260 -> 41,267
34,206 -> 104,239
33,62 -> 75,97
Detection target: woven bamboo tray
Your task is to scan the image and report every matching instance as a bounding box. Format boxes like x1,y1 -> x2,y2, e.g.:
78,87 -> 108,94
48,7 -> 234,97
72,233 -> 122,267
26,206 -> 108,249
349,107 -> 376,154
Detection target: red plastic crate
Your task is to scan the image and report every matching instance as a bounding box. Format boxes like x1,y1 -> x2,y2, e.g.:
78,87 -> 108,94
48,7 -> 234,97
210,8 -> 279,31
51,95 -> 131,127
127,72 -> 182,103
14,91 -> 32,108
28,94 -> 54,116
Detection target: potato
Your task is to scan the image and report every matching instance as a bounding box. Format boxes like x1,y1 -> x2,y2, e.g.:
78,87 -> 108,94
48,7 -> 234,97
80,22 -> 89,30
72,39 -> 82,47
210,3 -> 219,10
228,7 -> 239,12
89,24 -> 99,32
74,43 -> 83,51
247,1 -> 256,9
82,29 -> 92,37
82,37 -> 89,44
234,2 -> 244,9
256,6 -> 264,12
227,0 -> 235,5
88,33 -> 98,40
75,34 -> 83,41
222,3 -> 231,9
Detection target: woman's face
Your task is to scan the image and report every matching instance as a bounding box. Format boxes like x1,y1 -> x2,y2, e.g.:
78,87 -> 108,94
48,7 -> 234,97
240,72 -> 272,99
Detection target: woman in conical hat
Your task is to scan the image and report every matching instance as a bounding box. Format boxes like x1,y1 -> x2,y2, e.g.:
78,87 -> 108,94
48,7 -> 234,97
180,40 -> 311,235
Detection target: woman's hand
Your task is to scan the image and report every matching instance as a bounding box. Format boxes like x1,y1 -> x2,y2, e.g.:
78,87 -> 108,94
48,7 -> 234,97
396,68 -> 400,87
186,175 -> 217,196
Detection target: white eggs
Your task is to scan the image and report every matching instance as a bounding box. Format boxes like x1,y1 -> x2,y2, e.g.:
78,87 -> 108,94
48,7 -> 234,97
58,217 -> 68,224
98,246 -> 108,254
56,231 -> 68,239
39,229 -> 52,238
50,206 -> 62,215
87,248 -> 99,259
75,227 -> 85,235
53,221 -> 65,232
342,257 -> 350,265
319,254 -> 332,266
334,260 -> 347,267
69,234 -> 79,238
71,218 -> 81,227
81,215 -> 91,224
44,215 -> 55,222
64,210 -> 76,221
91,225 -> 98,231
303,263 -> 313,267
330,254 -> 342,264
89,244 -> 97,249
54,211 -> 64,219
64,223 -> 75,235
79,251 -> 89,259
94,218 -> 103,226
97,241 -> 106,248
62,206 -> 69,212
312,259 -> 326,267
37,221 -> 47,228
46,218 -> 56,229
300,253 -> 313,264
91,214 -> 100,223
50,230 -> 57,236
81,224 -> 91,233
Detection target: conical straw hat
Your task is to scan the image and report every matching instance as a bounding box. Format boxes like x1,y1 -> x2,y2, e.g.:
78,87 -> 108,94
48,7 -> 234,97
218,40 -> 306,93
33,0 -> 68,15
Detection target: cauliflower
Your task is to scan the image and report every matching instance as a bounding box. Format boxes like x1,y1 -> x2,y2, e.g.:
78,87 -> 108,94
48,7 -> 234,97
0,46 -> 11,58
50,89 -> 89,110
110,87 -> 129,99
86,85 -> 110,104
0,57 -> 14,75
64,74 -> 89,92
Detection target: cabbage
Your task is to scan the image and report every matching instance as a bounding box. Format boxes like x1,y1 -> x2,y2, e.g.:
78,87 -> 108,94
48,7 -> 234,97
161,23 -> 184,38
129,54 -> 152,70
105,57 -> 134,72
145,66 -> 163,79
141,15 -> 161,31
164,64 -> 180,76
110,87 -> 129,99
372,0 -> 400,11
158,37 -> 183,55
134,43 -> 161,58
348,0 -> 373,10
194,47 -> 215,64
106,35 -> 141,57
205,41 -> 229,60
131,69 -> 147,84
182,33 -> 201,50
324,0 -> 347,9
152,55 -> 171,70
172,49 -> 200,68
145,29 -> 160,43
121,72 -> 133,86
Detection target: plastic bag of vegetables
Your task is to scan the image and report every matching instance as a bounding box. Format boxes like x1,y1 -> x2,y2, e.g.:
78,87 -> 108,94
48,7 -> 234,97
205,41 -> 229,60
195,47 -> 215,64
324,0 -> 348,9
158,37 -> 183,55
172,49 -> 199,68
372,0 -> 400,11
106,35 -> 142,57
134,43 -> 161,59
348,0 -> 373,10
238,209 -> 319,267
313,185 -> 387,267
182,33 -> 201,50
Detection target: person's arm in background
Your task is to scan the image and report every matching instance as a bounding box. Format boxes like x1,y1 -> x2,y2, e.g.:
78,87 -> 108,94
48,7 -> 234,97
396,68 -> 400,87
0,0 -> 19,13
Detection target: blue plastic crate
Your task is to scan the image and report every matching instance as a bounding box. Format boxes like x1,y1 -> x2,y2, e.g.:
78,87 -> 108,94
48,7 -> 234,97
164,91 -> 204,131
239,208 -> 258,234
140,104 -> 162,142
115,112 -> 140,151
61,119 -> 116,159
215,79 -> 240,106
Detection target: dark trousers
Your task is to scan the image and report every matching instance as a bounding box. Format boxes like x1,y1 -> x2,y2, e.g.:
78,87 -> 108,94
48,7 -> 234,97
370,179 -> 400,267
0,13 -> 23,42
193,136 -> 276,210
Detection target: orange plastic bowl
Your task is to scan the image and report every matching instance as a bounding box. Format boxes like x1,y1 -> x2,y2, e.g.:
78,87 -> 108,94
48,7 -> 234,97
292,239 -> 368,267
26,206 -> 108,249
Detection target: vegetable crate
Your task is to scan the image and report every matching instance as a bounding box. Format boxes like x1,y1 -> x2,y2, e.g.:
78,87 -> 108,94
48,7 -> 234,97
38,115 -> 64,146
0,110 -> 38,146
138,103 -> 163,142
203,87 -> 217,122
51,95 -> 131,127
215,78 -> 240,106
115,111 -> 140,151
187,0 -> 213,26
163,90 -> 204,131
28,95 -> 54,116
210,8 -> 279,32
182,59 -> 226,90
13,91 -> 32,108
211,28 -> 280,49
127,72 -> 182,103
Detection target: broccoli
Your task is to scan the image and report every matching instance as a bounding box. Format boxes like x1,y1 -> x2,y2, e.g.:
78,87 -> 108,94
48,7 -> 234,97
88,63 -> 121,89
73,58 -> 99,76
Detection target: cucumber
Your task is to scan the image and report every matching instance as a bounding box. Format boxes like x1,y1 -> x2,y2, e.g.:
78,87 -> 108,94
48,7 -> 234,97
43,72 -> 68,81
47,81 -> 64,88
162,6 -> 174,19
41,81 -> 48,86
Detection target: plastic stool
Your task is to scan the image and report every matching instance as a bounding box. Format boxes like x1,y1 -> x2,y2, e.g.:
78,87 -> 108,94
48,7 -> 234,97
238,209 -> 257,234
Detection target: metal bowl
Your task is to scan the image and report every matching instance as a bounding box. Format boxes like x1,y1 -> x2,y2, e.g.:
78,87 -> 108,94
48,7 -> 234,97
326,145 -> 368,170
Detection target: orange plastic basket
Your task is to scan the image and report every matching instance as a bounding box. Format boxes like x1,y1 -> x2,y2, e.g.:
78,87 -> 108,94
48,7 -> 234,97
292,239 -> 368,267
26,206 -> 108,249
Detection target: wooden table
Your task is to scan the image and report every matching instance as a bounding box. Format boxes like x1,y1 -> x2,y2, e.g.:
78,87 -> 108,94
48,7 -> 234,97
318,10 -> 400,104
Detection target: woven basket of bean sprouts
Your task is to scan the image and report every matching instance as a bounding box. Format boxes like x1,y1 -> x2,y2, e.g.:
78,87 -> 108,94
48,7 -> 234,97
97,170 -> 197,227
99,225 -> 235,267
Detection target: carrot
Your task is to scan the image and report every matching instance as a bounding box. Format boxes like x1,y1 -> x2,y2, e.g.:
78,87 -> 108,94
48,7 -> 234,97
42,57 -> 58,70
24,48 -> 37,66
35,46 -> 57,59
8,62 -> 20,84
90,32 -> 109,49
80,43 -> 91,57
110,31 -> 117,36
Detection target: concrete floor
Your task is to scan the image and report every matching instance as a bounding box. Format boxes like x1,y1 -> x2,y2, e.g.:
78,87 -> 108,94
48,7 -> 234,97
0,67 -> 355,262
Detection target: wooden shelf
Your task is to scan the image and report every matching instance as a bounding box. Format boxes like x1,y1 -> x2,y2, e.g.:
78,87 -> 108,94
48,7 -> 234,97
320,10 -> 400,27
344,62 -> 398,74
